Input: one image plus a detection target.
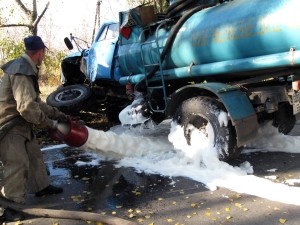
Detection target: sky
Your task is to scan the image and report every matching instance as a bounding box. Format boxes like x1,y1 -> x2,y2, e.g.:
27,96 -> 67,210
0,0 -> 129,49
43,0 -> 129,49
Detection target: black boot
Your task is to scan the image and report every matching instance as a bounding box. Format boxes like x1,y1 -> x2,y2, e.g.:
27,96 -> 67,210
2,207 -> 25,222
35,185 -> 63,197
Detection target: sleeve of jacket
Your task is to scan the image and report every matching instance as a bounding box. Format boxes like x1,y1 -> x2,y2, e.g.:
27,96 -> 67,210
10,75 -> 54,128
37,97 -> 66,120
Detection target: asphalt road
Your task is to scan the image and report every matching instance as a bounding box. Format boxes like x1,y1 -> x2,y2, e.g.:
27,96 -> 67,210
4,146 -> 300,225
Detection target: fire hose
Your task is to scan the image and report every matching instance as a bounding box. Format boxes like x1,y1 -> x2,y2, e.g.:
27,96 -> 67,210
0,197 -> 136,225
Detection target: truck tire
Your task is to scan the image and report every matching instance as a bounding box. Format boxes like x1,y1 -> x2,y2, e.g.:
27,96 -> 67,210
174,96 -> 241,161
46,84 -> 91,114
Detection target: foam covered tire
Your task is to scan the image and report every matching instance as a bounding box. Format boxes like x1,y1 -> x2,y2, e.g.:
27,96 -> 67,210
46,84 -> 91,114
174,96 -> 241,161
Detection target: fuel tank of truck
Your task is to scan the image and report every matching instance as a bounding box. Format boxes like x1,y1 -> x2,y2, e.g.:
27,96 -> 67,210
117,0 -> 300,78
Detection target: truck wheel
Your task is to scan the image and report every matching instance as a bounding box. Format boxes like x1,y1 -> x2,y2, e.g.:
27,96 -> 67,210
46,84 -> 91,114
174,96 -> 241,161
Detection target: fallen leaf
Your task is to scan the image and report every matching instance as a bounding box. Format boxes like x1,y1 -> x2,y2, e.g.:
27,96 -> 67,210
128,209 -> 134,213
191,203 -> 197,208
172,201 -> 177,205
112,211 -> 116,215
226,216 -> 232,220
128,213 -> 135,218
15,222 -> 23,225
137,218 -> 144,222
145,215 -> 151,219
116,205 -> 122,209
235,203 -> 242,208
235,194 -> 241,198
167,218 -> 173,222
71,198 -> 80,202
157,198 -> 163,201
148,223 -> 155,225
243,208 -> 249,211
279,218 -> 287,224
225,207 -> 231,212
205,211 -> 211,216
96,223 -> 104,225
136,209 -> 141,213
186,215 -> 192,218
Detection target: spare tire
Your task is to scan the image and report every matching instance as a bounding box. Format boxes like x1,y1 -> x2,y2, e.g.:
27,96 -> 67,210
47,84 -> 91,114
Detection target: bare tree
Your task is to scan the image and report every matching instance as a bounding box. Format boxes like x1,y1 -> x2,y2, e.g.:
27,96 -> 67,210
0,0 -> 50,35
152,0 -> 168,13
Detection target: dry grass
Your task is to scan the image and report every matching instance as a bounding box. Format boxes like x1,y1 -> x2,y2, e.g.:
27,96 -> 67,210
40,84 -> 57,101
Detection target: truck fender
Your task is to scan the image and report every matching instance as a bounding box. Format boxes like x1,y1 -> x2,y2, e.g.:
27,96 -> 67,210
166,82 -> 259,147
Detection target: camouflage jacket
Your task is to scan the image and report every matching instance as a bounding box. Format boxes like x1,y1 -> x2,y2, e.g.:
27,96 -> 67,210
0,53 -> 64,134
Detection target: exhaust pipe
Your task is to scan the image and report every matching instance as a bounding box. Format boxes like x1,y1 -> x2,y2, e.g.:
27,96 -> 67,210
49,119 -> 88,147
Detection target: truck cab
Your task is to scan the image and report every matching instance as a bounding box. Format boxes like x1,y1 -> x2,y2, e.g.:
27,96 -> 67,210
81,22 -> 120,82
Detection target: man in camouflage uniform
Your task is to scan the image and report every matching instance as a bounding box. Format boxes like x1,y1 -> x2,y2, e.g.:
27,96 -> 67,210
0,36 -> 67,222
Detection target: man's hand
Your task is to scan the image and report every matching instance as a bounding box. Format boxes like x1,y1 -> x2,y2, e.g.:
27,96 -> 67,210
57,113 -> 69,123
50,120 -> 58,130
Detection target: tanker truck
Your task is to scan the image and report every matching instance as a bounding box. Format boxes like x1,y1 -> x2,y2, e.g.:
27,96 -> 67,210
47,0 -> 300,161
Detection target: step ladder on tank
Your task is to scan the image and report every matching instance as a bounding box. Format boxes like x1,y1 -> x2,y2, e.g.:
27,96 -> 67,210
139,22 -> 168,113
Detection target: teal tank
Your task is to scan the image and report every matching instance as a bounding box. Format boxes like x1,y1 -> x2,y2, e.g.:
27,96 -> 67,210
118,0 -> 300,82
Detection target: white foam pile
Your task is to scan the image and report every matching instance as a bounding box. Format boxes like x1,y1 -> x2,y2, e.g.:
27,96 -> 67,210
77,115 -> 300,206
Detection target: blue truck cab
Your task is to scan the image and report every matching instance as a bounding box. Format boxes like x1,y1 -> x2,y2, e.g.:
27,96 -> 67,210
82,22 -> 121,82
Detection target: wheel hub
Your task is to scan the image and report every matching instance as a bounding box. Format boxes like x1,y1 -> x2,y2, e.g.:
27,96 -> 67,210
55,89 -> 84,102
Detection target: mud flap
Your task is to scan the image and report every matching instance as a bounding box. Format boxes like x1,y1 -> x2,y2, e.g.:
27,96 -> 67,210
233,114 -> 259,146
215,84 -> 259,146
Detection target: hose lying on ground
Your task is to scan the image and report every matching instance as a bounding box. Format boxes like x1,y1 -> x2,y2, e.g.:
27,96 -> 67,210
0,198 -> 137,225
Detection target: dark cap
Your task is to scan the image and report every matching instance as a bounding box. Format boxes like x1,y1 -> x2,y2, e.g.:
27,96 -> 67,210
24,35 -> 47,51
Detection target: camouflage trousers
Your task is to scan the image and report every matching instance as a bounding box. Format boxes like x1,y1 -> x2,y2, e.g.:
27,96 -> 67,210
0,126 -> 49,204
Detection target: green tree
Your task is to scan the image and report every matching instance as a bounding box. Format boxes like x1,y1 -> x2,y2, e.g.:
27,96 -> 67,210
0,0 -> 61,83
0,38 -> 24,67
0,37 -> 66,86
